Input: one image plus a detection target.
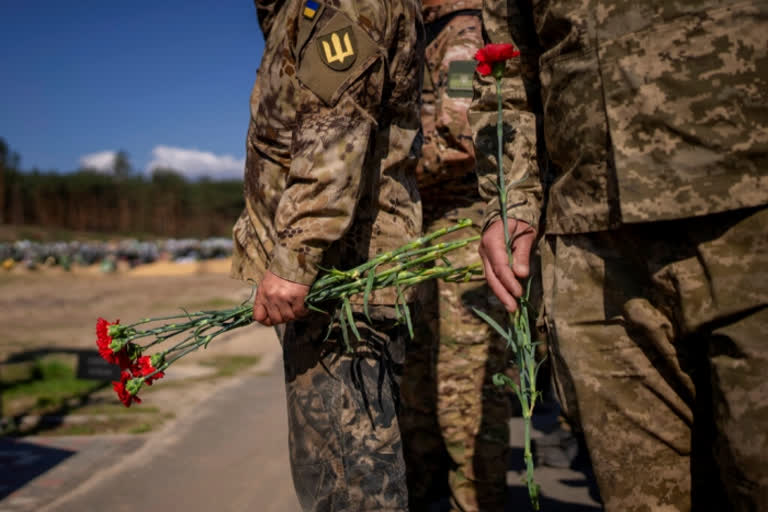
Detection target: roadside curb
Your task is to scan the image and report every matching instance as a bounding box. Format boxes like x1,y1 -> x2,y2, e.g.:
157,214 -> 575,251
36,356 -> 282,512
0,326 -> 283,512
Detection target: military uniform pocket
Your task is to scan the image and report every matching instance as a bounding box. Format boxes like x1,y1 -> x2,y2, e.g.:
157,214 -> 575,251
291,461 -> 336,510
597,0 -> 768,223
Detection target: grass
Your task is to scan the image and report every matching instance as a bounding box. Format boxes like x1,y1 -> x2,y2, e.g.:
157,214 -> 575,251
1,357 -> 103,417
0,356 -> 171,436
1,353 -> 260,436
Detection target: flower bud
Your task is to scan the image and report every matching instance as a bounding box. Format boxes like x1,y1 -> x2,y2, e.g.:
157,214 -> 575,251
126,378 -> 144,396
126,343 -> 143,361
109,336 -> 129,353
107,324 -> 124,338
150,352 -> 165,368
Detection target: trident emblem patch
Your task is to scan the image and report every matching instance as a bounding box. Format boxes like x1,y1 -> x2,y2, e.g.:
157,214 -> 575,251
317,27 -> 357,71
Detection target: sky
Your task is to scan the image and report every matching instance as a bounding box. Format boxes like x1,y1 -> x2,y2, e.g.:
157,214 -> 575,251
0,1 -> 266,179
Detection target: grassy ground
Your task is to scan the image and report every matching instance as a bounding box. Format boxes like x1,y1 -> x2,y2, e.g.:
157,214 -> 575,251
0,265 -> 267,437
1,352 -> 262,436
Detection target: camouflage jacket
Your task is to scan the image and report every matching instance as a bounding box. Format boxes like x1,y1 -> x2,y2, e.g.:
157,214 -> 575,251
422,0 -> 481,24
231,0 -> 424,304
417,3 -> 483,216
471,0 -> 768,234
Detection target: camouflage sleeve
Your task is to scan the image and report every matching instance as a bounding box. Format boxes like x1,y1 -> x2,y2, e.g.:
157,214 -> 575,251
417,14 -> 483,190
469,0 -> 542,232
267,4 -> 387,285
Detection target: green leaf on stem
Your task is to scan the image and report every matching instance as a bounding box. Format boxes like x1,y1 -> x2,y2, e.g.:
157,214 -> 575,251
338,305 -> 352,353
492,372 -> 519,394
343,298 -> 361,342
363,266 -> 376,322
472,307 -> 512,345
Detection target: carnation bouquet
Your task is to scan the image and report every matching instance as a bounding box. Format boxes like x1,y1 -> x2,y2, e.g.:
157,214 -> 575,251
96,219 -> 482,407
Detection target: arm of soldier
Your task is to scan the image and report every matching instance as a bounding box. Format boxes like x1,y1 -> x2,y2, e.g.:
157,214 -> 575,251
469,2 -> 542,311
254,26 -> 386,326
268,77 -> 381,279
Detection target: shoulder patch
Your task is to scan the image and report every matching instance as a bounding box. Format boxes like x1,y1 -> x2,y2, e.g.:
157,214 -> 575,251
316,26 -> 357,71
446,60 -> 476,98
303,0 -> 319,20
296,10 -> 379,105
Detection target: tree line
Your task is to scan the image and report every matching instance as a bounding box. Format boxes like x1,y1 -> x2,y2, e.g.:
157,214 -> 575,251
0,138 -> 244,239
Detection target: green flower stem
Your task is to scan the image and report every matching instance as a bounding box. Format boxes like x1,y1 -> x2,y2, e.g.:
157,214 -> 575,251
492,71 -> 540,510
394,263 -> 481,287
495,78 -> 513,264
307,237 -> 480,302
124,311 -> 210,330
311,219 -> 474,289
112,219 -> 486,407
515,296 -> 540,509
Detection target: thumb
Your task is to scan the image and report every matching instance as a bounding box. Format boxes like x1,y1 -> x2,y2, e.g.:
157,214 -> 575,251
511,231 -> 535,278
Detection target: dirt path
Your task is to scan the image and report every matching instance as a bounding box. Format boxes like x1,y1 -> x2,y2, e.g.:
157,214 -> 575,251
0,262 -> 249,361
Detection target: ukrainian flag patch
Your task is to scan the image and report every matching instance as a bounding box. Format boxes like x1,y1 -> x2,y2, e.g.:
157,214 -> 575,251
303,1 -> 319,20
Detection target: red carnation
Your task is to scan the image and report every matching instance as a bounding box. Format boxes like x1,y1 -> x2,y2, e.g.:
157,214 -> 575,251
131,356 -> 165,386
112,371 -> 142,407
474,43 -> 520,76
96,318 -> 132,369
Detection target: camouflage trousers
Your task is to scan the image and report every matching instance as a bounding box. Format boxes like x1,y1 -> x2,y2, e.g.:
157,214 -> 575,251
542,206 -> 768,511
277,306 -> 409,512
401,203 -> 511,512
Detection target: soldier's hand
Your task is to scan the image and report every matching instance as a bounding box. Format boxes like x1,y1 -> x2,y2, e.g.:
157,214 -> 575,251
478,219 -> 536,313
253,271 -> 310,326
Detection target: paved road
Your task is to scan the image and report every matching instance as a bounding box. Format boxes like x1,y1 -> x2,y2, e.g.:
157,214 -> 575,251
42,365 -> 300,512
2,360 -> 601,512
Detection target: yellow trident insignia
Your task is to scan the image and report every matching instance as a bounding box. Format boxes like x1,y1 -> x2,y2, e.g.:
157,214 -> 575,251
317,27 -> 357,71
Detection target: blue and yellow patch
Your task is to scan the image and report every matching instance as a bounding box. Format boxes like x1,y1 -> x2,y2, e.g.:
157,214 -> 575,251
303,1 -> 319,20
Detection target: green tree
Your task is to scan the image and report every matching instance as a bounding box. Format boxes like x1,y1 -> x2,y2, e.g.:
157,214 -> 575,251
0,137 -> 22,224
113,150 -> 133,178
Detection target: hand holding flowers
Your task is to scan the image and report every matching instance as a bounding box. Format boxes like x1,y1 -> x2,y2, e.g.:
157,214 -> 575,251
474,42 -> 542,510
96,219 -> 482,407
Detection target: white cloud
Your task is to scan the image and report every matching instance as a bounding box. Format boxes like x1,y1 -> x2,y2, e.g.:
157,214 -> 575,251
79,150 -> 117,172
147,145 -> 244,179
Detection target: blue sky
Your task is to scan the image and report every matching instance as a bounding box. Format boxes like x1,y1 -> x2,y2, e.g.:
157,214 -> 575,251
1,1 -> 265,179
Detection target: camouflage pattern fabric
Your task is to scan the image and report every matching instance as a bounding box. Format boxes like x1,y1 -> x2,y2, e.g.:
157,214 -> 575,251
541,206 -> 768,511
404,206 -> 512,512
421,0 -> 481,24
231,0 -> 423,306
471,0 -> 768,236
416,8 -> 483,212
472,0 -> 768,509
233,1 -> 423,510
277,305 -> 410,511
401,8 -> 511,511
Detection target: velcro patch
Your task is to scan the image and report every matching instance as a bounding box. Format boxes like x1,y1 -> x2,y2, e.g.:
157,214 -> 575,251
303,1 -> 319,20
446,60 -> 475,98
316,26 -> 357,71
296,10 -> 378,105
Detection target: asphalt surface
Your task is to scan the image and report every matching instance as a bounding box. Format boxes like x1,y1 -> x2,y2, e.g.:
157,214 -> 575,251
1,359 -> 602,512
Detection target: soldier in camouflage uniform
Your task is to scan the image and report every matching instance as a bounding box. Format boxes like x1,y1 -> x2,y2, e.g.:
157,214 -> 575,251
230,1 -> 423,509
471,0 -> 768,510
400,1 -> 511,510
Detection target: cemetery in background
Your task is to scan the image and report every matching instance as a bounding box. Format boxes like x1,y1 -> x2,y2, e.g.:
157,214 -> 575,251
0,136 -> 254,439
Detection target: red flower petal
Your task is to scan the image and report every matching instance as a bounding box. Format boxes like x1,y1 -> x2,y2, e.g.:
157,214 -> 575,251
130,356 -> 165,385
112,371 -> 141,407
96,318 -> 132,368
474,43 -> 520,76
476,61 -> 493,76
